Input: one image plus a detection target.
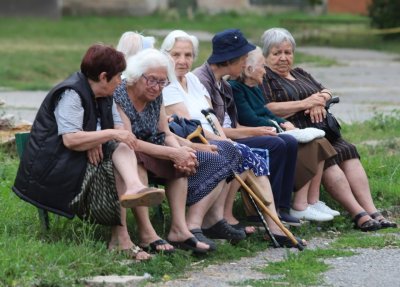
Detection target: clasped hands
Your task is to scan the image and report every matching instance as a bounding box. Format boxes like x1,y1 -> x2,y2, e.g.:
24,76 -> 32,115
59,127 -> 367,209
303,92 -> 328,123
171,146 -> 198,176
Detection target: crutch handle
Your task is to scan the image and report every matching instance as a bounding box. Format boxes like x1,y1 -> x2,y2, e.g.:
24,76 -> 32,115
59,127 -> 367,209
187,125 -> 208,144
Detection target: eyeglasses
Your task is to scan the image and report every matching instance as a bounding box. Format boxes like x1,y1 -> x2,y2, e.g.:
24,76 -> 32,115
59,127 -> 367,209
141,74 -> 170,88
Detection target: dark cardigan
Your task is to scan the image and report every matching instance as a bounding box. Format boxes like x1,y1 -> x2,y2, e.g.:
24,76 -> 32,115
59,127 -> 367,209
229,80 -> 286,128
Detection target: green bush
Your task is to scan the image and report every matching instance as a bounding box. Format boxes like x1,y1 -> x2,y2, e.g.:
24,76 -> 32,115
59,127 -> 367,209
368,0 -> 400,32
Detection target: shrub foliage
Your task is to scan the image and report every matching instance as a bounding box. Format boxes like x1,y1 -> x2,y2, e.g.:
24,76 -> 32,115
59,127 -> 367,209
368,0 -> 400,29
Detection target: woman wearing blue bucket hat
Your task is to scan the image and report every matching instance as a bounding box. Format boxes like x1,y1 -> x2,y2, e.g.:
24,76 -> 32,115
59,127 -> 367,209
193,29 -> 310,246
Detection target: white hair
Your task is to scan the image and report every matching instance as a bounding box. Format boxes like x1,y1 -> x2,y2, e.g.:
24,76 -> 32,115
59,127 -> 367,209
116,31 -> 156,59
160,30 -> 199,59
124,48 -> 176,85
261,28 -> 296,57
246,46 -> 263,69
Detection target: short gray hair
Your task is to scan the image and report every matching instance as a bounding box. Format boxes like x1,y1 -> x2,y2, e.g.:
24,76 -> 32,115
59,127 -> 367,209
261,28 -> 296,57
160,30 -> 199,59
124,48 -> 176,85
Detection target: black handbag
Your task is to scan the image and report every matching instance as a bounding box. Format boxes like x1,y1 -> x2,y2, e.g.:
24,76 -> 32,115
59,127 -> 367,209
168,114 -> 204,142
313,97 -> 341,142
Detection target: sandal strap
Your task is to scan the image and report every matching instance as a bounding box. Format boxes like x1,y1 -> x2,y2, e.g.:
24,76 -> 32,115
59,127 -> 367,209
353,211 -> 368,224
370,211 -> 382,219
360,219 -> 378,229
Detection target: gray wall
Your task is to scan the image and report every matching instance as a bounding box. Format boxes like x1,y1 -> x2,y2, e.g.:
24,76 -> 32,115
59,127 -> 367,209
0,0 -> 61,18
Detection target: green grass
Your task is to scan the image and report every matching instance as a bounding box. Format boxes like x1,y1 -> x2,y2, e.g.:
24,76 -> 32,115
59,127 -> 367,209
240,249 -> 355,287
1,12 -> 399,90
331,232 -> 400,249
1,12 -> 400,285
1,115 -> 399,286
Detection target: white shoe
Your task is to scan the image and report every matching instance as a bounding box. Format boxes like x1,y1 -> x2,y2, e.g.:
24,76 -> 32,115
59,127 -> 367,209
290,206 -> 334,222
310,201 -> 340,217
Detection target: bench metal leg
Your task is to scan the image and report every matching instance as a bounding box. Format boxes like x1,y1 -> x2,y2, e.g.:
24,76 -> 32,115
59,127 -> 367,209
37,208 -> 50,230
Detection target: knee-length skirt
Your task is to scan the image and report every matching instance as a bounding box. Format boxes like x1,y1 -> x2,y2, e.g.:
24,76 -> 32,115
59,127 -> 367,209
295,138 -> 337,190
325,137 -> 360,168
187,140 -> 242,206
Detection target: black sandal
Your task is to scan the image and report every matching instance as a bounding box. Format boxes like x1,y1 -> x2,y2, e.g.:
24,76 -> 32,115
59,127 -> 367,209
190,228 -> 217,251
140,239 -> 175,254
202,219 -> 246,241
230,223 -> 256,236
370,212 -> 397,228
169,237 -> 208,254
353,211 -> 381,232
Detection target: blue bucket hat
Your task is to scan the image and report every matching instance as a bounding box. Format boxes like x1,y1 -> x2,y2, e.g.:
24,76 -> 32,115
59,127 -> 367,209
207,29 -> 256,64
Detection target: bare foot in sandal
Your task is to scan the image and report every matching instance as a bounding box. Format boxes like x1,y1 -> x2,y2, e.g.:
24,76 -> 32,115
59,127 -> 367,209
118,245 -> 152,261
370,211 -> 397,228
109,243 -> 152,261
140,238 -> 175,254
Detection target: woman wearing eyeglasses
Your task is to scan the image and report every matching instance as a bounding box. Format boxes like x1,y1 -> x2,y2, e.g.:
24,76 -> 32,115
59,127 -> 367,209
114,49 -> 243,253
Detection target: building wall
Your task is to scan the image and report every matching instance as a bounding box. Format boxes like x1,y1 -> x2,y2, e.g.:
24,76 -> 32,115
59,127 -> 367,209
62,0 -> 168,16
328,0 -> 372,15
0,0 -> 61,18
197,0 -> 249,13
196,0 -> 324,15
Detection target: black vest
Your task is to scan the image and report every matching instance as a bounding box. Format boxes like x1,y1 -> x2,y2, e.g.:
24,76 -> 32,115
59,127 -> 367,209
12,72 -> 114,218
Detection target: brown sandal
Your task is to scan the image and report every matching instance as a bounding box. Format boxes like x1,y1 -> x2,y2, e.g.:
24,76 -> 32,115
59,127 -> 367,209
370,212 -> 397,229
115,245 -> 152,261
120,187 -> 165,208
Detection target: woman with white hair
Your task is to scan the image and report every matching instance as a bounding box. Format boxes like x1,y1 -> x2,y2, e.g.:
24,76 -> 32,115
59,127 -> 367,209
161,30 -> 308,248
114,48 -> 243,253
116,31 -> 156,60
115,31 -> 178,254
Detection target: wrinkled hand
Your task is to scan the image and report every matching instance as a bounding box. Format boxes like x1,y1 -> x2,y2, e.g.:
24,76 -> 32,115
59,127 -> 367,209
172,146 -> 198,175
303,93 -> 326,110
252,126 -> 278,136
87,145 -> 103,166
305,106 -> 327,123
112,130 -> 138,149
280,121 -> 296,131
191,143 -> 218,153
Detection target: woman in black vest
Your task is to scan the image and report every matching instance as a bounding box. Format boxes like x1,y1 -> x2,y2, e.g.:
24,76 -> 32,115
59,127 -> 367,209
13,44 -> 164,261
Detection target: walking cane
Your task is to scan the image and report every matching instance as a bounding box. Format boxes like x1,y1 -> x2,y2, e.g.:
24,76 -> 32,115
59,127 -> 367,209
187,125 -> 279,247
188,116 -> 303,250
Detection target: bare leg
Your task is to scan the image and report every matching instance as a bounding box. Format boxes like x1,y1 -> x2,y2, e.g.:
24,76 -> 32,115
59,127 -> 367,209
245,175 -> 287,237
291,182 -> 310,211
202,183 -> 229,229
186,180 -> 225,230
166,177 -> 209,250
112,143 -> 147,195
322,164 -> 372,225
110,166 -> 150,260
133,165 -> 173,252
222,171 -> 247,224
339,159 -> 378,214
307,161 -> 324,205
